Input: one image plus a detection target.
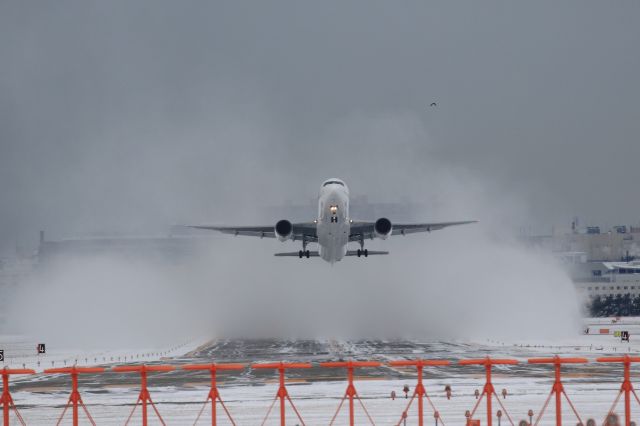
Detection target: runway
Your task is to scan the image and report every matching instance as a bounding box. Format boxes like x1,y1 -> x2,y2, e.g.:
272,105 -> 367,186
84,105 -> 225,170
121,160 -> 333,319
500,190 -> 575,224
4,336 -> 638,425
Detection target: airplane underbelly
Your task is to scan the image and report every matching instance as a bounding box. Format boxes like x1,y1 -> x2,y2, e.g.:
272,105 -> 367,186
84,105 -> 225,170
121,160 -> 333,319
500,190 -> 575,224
318,221 -> 349,262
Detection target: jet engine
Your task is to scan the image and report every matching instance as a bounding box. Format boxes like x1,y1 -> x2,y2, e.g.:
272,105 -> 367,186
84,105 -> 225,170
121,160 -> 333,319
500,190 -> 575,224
374,217 -> 392,239
274,219 -> 293,241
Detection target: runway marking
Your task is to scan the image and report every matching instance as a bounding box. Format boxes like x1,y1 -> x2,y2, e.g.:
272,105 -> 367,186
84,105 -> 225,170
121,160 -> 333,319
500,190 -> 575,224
19,386 -> 65,392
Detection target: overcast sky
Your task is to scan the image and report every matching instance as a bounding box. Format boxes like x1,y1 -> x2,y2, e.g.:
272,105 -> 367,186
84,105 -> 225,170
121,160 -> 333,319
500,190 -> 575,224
1,1 -> 639,254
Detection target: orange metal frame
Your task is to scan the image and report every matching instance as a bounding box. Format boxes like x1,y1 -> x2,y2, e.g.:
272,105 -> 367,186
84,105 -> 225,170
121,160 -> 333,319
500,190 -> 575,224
251,361 -> 312,426
44,366 -> 105,426
0,368 -> 35,426
389,359 -> 451,426
182,362 -> 245,426
320,360 -> 381,426
527,356 -> 588,426
112,364 -> 175,426
459,357 -> 519,426
7,355 -> 640,423
597,355 -> 640,426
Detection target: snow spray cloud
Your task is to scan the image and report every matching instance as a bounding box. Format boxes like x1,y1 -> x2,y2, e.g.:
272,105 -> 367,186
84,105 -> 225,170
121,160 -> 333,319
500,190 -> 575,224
190,112 -> 583,341
5,111 -> 581,346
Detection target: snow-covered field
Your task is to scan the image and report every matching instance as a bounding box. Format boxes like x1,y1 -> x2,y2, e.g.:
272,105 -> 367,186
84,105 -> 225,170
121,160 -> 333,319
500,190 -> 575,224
3,319 -> 640,424
0,335 -> 204,371
5,377 -> 629,425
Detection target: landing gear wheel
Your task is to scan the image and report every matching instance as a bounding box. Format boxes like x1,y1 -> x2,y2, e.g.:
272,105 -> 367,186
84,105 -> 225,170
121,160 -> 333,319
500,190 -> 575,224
364,249 -> 368,257
298,250 -> 303,258
305,250 -> 310,258
357,249 -> 362,257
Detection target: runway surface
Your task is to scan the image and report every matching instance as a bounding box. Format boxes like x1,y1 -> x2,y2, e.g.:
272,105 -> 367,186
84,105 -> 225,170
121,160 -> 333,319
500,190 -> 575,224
4,334 -> 640,424
9,337 -> 632,391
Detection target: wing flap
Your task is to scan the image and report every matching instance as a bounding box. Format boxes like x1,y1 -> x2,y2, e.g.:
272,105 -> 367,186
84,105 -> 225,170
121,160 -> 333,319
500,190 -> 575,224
188,222 -> 318,241
392,220 -> 477,235
190,225 -> 276,238
349,220 -> 476,241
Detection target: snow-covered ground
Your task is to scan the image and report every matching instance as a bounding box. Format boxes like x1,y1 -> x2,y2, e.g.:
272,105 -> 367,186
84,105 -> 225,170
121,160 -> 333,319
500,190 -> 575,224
4,376 -> 630,425
3,319 -> 640,424
0,335 -> 206,371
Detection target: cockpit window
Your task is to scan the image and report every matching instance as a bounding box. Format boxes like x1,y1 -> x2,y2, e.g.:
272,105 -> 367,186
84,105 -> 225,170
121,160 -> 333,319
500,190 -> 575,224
323,180 -> 344,187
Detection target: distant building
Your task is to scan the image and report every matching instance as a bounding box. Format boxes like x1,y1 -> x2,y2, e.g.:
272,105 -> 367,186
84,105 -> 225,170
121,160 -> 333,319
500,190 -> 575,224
525,222 -> 640,299
526,223 -> 640,263
571,261 -> 640,299
37,234 -> 213,266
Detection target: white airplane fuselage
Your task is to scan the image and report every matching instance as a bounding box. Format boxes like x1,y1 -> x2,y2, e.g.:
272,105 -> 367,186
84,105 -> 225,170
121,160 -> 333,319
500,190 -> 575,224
316,179 -> 350,263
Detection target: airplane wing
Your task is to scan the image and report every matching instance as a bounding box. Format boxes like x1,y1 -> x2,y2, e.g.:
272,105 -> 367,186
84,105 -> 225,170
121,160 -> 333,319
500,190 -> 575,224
188,223 -> 318,242
349,220 -> 476,241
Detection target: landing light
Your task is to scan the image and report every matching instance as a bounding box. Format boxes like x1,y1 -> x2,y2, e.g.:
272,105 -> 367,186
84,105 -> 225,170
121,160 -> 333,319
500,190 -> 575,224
330,205 -> 338,215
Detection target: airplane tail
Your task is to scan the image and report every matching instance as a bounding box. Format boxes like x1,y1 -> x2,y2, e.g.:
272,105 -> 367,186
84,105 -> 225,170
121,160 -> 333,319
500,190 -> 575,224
274,250 -> 389,258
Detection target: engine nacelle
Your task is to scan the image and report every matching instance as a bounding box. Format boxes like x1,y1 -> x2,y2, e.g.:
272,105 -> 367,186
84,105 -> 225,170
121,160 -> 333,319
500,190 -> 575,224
374,217 -> 392,239
274,219 -> 293,242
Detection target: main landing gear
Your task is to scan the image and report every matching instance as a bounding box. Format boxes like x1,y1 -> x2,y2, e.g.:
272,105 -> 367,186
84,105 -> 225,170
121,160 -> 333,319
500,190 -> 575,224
298,236 -> 310,258
298,250 -> 310,258
357,235 -> 368,257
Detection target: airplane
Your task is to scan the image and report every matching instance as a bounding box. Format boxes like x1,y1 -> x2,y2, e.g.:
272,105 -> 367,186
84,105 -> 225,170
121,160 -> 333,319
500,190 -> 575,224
190,178 -> 476,264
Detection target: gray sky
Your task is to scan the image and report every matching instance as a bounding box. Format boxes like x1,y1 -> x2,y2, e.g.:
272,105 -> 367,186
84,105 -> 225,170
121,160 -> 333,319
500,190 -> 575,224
2,1 -> 640,253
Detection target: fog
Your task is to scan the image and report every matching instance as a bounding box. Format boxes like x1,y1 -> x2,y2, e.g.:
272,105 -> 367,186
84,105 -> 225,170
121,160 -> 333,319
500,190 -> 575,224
5,113 -> 581,346
4,1 -> 632,345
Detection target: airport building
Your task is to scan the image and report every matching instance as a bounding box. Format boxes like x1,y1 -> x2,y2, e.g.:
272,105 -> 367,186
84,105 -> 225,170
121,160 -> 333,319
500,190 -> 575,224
527,223 -> 640,299
571,261 -> 640,298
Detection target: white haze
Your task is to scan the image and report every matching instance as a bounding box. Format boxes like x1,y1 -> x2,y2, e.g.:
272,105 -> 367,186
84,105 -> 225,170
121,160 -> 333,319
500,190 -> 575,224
5,113 -> 582,347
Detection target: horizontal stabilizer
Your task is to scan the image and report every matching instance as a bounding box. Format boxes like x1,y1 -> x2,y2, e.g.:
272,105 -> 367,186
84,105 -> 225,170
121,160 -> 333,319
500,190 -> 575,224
274,251 -> 320,257
345,250 -> 389,256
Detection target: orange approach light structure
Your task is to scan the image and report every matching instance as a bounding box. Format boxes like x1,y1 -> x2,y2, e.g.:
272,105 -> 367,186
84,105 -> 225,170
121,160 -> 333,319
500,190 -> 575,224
182,363 -> 245,426
320,360 -> 382,426
389,359 -> 451,426
527,356 -> 588,426
44,366 -> 105,426
459,357 -> 519,426
597,355 -> 640,426
251,361 -> 312,426
1,367 -> 35,426
10,355 -> 640,422
112,364 -> 175,426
